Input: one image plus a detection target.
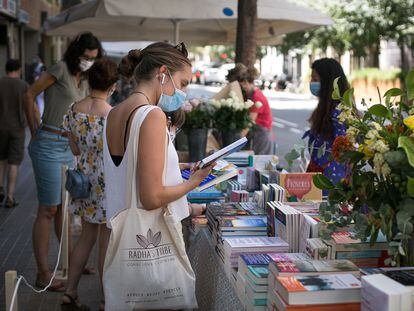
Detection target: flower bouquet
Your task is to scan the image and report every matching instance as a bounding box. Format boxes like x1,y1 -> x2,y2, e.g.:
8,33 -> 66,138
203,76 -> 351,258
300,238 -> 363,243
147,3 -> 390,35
208,81 -> 261,146
313,70 -> 414,266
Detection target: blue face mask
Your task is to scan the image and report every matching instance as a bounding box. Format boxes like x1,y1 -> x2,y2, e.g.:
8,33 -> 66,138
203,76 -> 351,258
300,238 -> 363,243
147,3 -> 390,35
310,81 -> 320,97
157,71 -> 187,112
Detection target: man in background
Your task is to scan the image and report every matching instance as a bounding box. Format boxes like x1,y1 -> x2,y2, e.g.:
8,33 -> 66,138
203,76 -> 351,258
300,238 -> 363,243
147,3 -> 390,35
0,59 -> 29,207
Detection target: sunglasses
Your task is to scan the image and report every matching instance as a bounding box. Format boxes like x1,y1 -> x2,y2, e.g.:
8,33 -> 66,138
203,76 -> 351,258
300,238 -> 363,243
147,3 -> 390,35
175,42 -> 188,58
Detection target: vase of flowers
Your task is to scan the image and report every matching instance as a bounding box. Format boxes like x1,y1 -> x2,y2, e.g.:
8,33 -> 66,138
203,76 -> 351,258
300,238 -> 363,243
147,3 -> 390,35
313,71 -> 414,266
182,99 -> 213,162
209,90 -> 259,146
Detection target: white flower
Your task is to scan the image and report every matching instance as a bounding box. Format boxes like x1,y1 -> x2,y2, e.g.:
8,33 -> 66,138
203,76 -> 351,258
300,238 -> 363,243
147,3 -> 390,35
381,163 -> 391,177
372,140 -> 390,154
229,91 -> 237,99
409,107 -> 414,115
366,129 -> 379,141
370,122 -> 382,131
373,153 -> 384,167
182,100 -> 193,112
346,126 -> 358,143
245,100 -> 254,109
255,101 -> 263,108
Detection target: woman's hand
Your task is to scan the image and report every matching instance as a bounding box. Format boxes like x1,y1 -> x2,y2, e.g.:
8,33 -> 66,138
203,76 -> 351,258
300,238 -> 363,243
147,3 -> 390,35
179,162 -> 195,171
189,203 -> 206,216
188,163 -> 215,187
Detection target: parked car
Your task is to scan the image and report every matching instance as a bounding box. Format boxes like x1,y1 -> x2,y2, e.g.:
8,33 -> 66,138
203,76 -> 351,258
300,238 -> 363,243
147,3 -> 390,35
204,63 -> 235,85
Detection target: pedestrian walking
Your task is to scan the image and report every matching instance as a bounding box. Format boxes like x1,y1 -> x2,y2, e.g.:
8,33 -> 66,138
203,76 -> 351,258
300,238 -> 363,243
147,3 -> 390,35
60,58 -> 117,311
24,32 -> 103,292
0,59 -> 29,208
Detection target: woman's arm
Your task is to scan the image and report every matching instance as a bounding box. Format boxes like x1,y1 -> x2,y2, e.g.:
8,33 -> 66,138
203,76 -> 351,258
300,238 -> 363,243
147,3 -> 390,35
138,109 -> 213,210
24,72 -> 55,137
67,133 -> 81,156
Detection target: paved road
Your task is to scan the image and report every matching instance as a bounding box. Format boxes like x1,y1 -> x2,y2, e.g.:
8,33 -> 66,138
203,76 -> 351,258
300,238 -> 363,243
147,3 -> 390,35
188,85 -> 317,166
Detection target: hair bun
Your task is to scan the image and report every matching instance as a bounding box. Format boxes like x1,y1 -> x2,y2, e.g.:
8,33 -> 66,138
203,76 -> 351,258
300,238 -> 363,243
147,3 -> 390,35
118,49 -> 142,79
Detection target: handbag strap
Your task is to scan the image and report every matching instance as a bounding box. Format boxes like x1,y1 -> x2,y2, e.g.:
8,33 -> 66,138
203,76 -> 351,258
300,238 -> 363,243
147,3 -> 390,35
125,105 -> 169,210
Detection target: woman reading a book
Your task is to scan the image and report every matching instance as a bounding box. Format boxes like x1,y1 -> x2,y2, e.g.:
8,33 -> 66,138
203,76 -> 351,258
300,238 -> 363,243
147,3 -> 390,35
227,64 -> 273,155
304,58 -> 352,193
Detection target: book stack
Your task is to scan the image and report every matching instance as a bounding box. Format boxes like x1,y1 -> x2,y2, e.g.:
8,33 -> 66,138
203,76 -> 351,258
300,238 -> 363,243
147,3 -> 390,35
221,236 -> 289,276
227,179 -> 243,196
268,274 -> 361,311
236,253 -> 309,310
362,274 -> 412,311
326,231 -> 389,267
267,202 -> 301,252
187,186 -> 225,203
239,202 -> 264,216
206,202 -> 267,252
190,215 -> 208,234
305,238 -> 332,260
231,190 -> 250,202
224,151 -> 253,167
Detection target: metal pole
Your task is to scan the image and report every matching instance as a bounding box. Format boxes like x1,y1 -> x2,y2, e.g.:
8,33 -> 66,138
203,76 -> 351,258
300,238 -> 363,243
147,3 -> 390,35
172,19 -> 180,45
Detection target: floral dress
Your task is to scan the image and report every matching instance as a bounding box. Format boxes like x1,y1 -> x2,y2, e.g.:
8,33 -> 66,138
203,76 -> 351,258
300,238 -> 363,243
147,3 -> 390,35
63,105 -> 107,224
303,108 -> 348,196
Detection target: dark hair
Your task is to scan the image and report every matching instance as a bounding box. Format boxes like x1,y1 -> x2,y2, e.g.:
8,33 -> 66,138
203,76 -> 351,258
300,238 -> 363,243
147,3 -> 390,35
226,63 -> 258,83
6,59 -> 21,72
88,58 -> 119,91
118,42 -> 191,83
63,32 -> 103,75
165,109 -> 186,129
309,58 -> 349,139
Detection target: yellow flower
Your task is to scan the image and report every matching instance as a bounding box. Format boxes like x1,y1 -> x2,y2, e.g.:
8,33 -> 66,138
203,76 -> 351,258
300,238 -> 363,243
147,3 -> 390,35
404,116 -> 414,131
86,207 -> 94,215
358,144 -> 374,159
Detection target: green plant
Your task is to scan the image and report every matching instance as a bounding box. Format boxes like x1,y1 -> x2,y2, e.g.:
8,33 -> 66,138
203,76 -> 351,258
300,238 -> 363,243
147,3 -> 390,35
313,70 -> 414,266
182,100 -> 214,131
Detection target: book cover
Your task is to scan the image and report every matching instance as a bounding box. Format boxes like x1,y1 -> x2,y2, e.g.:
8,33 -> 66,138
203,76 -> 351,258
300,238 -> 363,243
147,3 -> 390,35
279,173 -> 322,202
274,260 -> 359,275
248,265 -> 269,280
278,274 -> 361,292
224,236 -> 289,249
385,269 -> 414,286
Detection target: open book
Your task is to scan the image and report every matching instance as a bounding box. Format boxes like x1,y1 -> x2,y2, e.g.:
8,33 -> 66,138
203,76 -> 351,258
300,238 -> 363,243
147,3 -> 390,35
198,137 -> 248,169
182,160 -> 238,192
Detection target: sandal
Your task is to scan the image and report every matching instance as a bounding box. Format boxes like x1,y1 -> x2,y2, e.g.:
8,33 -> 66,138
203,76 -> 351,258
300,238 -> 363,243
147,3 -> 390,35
5,197 -> 18,208
35,277 -> 65,292
61,293 -> 90,311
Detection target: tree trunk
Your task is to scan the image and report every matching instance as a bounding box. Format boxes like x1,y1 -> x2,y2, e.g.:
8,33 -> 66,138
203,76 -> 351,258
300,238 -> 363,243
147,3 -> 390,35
235,0 -> 258,67
399,41 -> 409,88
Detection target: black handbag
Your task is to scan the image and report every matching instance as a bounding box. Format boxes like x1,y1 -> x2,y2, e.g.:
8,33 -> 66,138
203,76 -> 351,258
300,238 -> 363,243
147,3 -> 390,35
65,168 -> 91,199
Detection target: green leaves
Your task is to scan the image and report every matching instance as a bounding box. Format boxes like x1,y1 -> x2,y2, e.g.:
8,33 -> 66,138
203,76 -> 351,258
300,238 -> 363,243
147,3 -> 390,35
406,70 -> 414,100
343,88 -> 354,107
383,88 -> 404,98
313,174 -> 334,190
368,104 -> 388,118
407,176 -> 414,198
332,77 -> 341,100
398,137 -> 414,168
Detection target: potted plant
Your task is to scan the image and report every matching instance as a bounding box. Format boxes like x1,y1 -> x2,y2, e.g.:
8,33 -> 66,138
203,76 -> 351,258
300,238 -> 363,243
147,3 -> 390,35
313,70 -> 414,266
182,99 -> 213,162
209,90 -> 258,146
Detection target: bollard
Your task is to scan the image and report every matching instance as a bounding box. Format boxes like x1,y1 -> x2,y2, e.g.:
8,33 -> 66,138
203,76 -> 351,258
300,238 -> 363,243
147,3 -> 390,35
5,270 -> 18,311
56,165 -> 69,281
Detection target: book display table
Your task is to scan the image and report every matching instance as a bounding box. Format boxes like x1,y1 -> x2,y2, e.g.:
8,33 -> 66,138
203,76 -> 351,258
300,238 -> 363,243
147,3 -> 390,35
187,228 -> 243,311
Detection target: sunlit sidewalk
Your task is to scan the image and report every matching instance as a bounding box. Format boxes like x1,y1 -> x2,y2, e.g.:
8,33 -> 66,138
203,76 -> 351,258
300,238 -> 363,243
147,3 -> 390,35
0,134 -> 101,311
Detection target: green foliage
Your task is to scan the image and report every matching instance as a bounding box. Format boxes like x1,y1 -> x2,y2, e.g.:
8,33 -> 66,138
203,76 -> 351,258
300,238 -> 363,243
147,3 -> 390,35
350,68 -> 401,83
399,137 -> 414,168
212,106 -> 252,132
182,102 -> 214,130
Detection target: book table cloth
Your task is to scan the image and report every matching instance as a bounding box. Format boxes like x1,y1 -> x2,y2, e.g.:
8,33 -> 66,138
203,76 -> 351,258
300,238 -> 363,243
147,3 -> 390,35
187,228 -> 244,311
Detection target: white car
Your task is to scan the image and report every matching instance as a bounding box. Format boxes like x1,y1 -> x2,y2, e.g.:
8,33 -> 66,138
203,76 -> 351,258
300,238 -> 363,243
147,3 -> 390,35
204,63 -> 235,85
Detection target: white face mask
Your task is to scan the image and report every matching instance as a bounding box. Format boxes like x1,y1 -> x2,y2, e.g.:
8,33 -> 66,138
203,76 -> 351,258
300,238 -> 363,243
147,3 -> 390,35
79,59 -> 94,72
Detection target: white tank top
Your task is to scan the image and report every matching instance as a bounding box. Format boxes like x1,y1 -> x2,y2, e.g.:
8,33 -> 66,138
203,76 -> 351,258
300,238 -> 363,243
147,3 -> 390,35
103,105 -> 189,228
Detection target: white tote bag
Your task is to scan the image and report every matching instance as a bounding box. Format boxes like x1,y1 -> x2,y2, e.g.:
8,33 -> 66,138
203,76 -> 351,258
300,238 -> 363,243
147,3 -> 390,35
103,106 -> 197,310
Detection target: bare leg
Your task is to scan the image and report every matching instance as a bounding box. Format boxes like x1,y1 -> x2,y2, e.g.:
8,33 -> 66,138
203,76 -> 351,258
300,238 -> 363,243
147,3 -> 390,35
6,164 -> 18,200
33,205 -> 58,282
98,224 -> 111,310
63,220 -> 98,300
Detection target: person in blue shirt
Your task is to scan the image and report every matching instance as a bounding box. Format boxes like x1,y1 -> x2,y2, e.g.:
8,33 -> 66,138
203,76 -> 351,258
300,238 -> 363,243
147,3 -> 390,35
303,58 -> 350,193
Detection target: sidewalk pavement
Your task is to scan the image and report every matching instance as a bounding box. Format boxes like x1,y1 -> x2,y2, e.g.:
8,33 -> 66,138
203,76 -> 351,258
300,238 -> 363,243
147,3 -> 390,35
0,134 -> 101,311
